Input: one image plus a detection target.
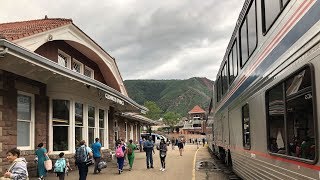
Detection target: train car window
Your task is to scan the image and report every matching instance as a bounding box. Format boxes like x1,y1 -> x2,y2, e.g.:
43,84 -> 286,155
267,84 -> 286,154
240,0 -> 257,68
232,41 -> 238,78
217,76 -> 222,102
262,0 -> 291,34
266,66 -> 315,161
285,67 -> 315,160
240,19 -> 248,67
222,63 -> 228,95
242,104 -> 251,149
228,40 -> 238,84
247,2 -> 257,56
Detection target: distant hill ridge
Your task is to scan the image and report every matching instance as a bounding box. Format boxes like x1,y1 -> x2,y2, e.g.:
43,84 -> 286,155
124,77 -> 214,116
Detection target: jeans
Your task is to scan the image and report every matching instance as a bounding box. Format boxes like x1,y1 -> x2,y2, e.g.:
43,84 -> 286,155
160,156 -> 166,168
146,151 -> 153,167
77,163 -> 88,180
117,157 -> 125,170
93,157 -> 101,173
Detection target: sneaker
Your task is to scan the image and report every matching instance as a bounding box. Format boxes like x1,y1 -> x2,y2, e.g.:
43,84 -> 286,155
118,169 -> 121,174
147,166 -> 150,169
151,166 -> 154,168
162,168 -> 165,172
160,168 -> 163,171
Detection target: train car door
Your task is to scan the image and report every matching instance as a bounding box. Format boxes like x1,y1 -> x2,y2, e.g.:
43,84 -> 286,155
222,110 -> 230,147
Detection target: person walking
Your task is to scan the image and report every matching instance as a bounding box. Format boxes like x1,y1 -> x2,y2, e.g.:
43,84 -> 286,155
54,152 -> 67,180
171,137 -> 175,150
159,139 -> 167,172
202,138 -> 206,147
115,140 -> 126,174
75,140 -> 93,180
126,139 -> 137,170
35,143 -> 49,180
4,148 -> 28,179
139,138 -> 143,152
92,138 -> 103,174
178,138 -> 184,156
144,137 -> 155,169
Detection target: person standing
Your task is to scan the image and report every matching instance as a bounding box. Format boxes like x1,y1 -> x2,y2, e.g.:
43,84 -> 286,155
35,143 -> 49,180
144,137 -> 155,169
115,141 -> 126,174
92,138 -> 103,174
4,148 -> 28,180
126,139 -> 137,170
159,139 -> 167,172
202,138 -> 206,147
75,140 -> 93,180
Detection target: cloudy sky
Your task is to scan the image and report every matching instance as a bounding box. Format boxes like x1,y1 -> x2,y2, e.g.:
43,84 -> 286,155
1,0 -> 245,80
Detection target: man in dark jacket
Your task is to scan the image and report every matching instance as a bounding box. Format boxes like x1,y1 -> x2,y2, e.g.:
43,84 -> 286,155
144,137 -> 155,169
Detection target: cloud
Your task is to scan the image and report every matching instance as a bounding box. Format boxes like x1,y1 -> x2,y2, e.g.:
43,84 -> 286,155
1,0 -> 245,80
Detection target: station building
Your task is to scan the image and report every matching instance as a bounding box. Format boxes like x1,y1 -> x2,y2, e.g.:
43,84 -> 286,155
0,17 -> 153,175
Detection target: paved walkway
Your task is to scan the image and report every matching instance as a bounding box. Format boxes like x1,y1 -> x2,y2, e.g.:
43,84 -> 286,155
44,144 -> 227,180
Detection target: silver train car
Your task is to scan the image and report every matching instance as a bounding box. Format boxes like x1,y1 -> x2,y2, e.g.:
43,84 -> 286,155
212,0 -> 320,179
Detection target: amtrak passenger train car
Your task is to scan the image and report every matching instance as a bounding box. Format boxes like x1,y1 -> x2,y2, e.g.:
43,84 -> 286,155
212,0 -> 320,179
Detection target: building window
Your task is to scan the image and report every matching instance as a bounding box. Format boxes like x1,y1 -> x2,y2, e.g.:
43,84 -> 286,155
84,66 -> 94,79
52,100 -> 70,151
17,93 -> 34,150
72,59 -> 83,74
266,66 -> 316,161
239,0 -> 257,67
242,104 -> 250,149
58,50 -> 71,68
88,106 -> 95,147
228,40 -> 238,84
262,0 -> 290,33
99,109 -> 105,147
75,103 -> 83,147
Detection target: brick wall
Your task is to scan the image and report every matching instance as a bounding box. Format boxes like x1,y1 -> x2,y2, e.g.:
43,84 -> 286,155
0,71 -> 48,177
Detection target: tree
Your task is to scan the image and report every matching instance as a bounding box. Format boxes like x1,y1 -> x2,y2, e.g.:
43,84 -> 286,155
163,111 -> 181,131
144,101 -> 162,120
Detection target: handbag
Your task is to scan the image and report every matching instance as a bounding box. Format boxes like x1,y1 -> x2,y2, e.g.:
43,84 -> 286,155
85,158 -> 94,166
98,161 -> 107,169
44,155 -> 52,170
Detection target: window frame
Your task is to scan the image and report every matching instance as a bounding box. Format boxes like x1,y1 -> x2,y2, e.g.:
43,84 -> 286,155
17,91 -> 35,150
265,64 -> 318,164
261,0 -> 291,35
99,109 -> 106,148
239,0 -> 258,68
57,50 -> 71,69
84,66 -> 94,79
72,58 -> 84,74
228,40 -> 239,85
52,99 -> 70,152
74,102 -> 84,148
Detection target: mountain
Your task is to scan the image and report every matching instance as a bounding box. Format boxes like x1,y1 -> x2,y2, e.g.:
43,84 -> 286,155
124,77 -> 214,116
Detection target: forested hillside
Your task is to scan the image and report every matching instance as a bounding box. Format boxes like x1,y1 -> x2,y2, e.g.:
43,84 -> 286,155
124,77 -> 214,116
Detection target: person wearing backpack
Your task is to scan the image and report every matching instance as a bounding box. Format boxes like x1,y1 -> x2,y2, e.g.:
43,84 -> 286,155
115,141 -> 125,174
54,152 -> 66,180
126,139 -> 137,171
144,137 -> 155,169
91,138 -> 103,174
75,140 -> 93,180
3,148 -> 28,180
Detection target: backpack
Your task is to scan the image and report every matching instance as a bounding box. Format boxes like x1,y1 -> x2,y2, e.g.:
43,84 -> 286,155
75,146 -> 87,164
115,146 -> 124,158
127,147 -> 133,155
54,158 -> 65,173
